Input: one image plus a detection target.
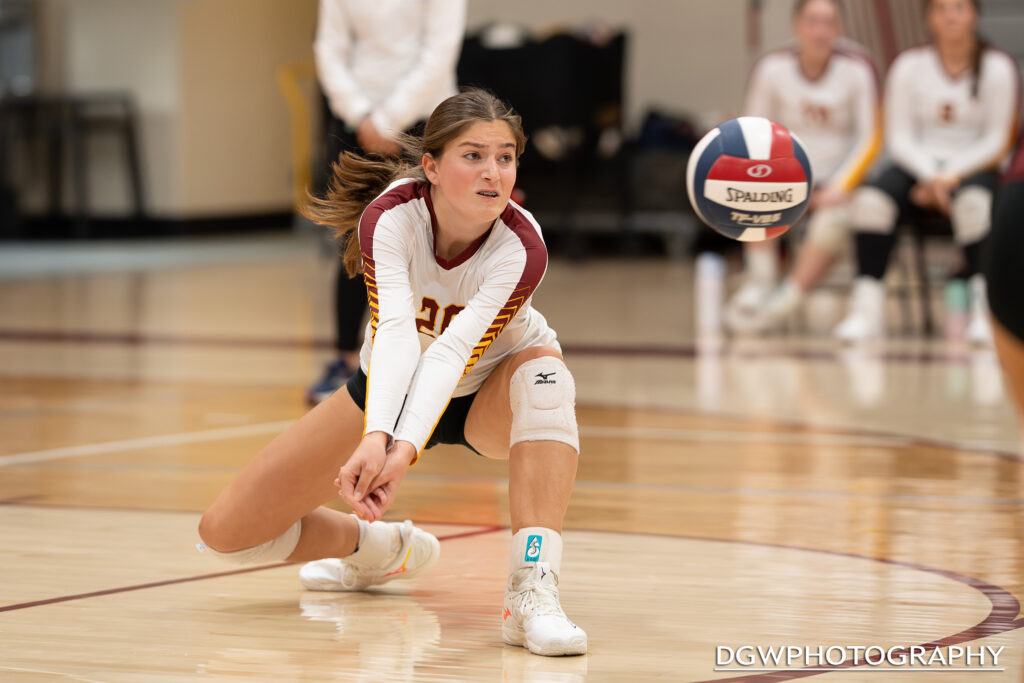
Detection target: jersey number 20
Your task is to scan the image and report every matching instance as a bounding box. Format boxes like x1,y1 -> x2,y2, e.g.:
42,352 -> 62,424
416,297 -> 464,337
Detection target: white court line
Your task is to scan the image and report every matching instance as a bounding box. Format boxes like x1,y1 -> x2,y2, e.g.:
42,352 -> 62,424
0,421 -> 910,468
0,666 -> 109,683
0,420 -> 296,467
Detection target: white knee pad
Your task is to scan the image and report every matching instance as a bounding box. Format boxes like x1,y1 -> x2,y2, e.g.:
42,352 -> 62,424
805,205 -> 851,254
197,520 -> 302,565
951,186 -> 992,245
509,357 -> 579,453
850,187 -> 898,234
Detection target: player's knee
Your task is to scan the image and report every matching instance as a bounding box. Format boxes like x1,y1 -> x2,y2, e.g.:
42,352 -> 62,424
951,186 -> 992,245
197,511 -> 302,565
197,508 -> 252,555
509,353 -> 579,453
805,205 -> 850,253
850,187 -> 898,234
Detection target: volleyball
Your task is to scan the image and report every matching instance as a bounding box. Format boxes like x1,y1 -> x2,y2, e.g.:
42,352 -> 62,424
686,116 -> 813,241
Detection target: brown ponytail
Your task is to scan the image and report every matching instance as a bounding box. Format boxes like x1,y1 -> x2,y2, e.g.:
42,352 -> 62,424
302,88 -> 527,277
302,149 -> 421,277
971,35 -> 987,98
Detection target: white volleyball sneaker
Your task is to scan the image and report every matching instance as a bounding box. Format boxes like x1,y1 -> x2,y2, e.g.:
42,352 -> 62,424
835,276 -> 886,342
300,519 -> 439,591
503,562 -> 587,656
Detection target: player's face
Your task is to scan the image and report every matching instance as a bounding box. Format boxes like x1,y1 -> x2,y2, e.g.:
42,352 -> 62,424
429,120 -> 518,226
793,0 -> 841,59
927,0 -> 977,44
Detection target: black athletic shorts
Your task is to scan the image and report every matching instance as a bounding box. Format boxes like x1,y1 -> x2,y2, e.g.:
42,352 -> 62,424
345,368 -> 481,454
866,164 -> 999,217
985,179 -> 1024,343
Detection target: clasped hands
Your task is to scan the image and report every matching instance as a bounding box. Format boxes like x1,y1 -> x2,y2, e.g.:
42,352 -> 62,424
910,175 -> 961,215
336,431 -> 415,522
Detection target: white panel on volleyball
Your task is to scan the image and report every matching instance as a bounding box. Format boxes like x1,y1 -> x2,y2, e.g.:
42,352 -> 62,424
736,117 -> 774,160
737,228 -> 773,242
685,127 -> 721,226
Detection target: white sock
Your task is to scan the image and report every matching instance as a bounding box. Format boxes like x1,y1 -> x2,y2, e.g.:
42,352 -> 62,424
745,242 -> 779,284
345,517 -> 399,567
510,527 -> 563,576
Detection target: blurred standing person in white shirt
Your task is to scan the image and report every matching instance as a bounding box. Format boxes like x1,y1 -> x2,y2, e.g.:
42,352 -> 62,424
308,0 -> 467,404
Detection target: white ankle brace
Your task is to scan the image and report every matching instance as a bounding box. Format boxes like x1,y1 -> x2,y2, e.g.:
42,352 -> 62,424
510,527 -> 563,576
345,516 -> 401,567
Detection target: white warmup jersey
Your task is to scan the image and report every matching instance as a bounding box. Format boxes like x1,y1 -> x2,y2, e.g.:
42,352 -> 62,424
745,40 -> 882,190
358,179 -> 557,454
313,0 -> 465,136
885,44 -> 1020,181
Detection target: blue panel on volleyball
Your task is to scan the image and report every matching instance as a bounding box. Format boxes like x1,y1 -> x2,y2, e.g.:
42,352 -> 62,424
686,117 -> 813,242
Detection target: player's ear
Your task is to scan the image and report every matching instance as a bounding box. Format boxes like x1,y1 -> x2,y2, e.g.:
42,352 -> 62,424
422,153 -> 440,184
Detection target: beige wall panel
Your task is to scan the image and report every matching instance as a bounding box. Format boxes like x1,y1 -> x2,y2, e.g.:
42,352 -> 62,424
177,0 -> 318,216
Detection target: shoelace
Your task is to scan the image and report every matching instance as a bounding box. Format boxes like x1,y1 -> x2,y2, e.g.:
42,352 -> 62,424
511,578 -> 565,618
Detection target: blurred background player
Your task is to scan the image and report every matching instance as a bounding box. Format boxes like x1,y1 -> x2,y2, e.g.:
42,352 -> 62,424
835,0 -> 1019,344
726,0 -> 881,334
307,0 -> 466,404
986,134 -> 1024,427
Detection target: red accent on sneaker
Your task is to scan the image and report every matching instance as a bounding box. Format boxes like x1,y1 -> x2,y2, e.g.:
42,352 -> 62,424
382,546 -> 412,578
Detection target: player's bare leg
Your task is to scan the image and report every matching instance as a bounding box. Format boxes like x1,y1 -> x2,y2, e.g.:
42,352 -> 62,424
198,386 -> 439,587
466,346 -> 587,656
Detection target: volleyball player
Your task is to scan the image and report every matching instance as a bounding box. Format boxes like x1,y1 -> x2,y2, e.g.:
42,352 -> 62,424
197,89 -> 587,657
726,0 -> 881,334
307,0 -> 466,404
836,0 -> 1019,343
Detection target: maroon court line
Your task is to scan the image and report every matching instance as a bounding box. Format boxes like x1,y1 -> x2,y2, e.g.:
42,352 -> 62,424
0,525 -> 504,614
0,329 -> 333,351
648,533 -> 1024,683
1,523 -> 1021,678
0,328 -> 989,366
0,495 -> 42,505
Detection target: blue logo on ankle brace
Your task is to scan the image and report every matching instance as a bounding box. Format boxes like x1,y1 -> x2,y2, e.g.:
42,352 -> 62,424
525,535 -> 542,562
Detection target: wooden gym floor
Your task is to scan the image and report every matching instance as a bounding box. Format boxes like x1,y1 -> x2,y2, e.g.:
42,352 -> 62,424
0,232 -> 1021,682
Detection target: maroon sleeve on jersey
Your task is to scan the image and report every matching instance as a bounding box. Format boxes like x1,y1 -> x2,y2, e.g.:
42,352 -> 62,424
358,181 -> 421,340
463,204 -> 547,375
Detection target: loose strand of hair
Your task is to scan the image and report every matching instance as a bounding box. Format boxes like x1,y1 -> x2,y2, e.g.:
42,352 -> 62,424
301,147 -> 424,277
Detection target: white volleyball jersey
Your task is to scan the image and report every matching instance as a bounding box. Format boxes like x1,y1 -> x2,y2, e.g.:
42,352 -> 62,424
358,178 -> 557,454
745,41 -> 882,191
885,44 -> 1020,181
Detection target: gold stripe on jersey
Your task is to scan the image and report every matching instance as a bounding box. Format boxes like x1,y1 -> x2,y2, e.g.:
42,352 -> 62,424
463,284 -> 532,377
362,253 -> 380,341
838,105 -> 883,191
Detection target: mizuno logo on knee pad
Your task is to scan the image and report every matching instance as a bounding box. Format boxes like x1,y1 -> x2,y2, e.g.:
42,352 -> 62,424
510,357 -> 579,452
